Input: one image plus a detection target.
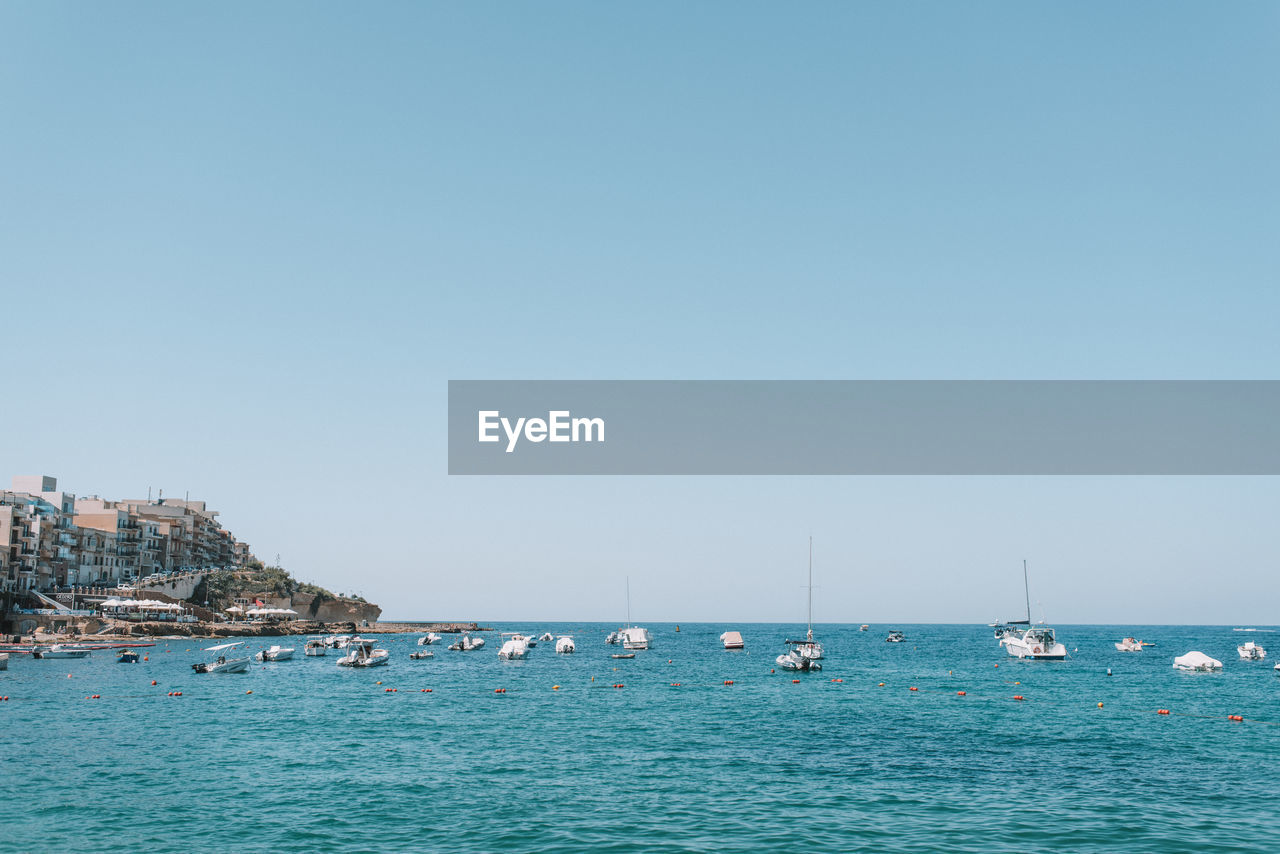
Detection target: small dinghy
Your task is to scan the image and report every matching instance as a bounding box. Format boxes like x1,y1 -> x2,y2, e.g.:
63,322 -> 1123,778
337,639 -> 390,667
1115,637 -> 1144,652
448,633 -> 485,651
117,650 -> 140,663
611,653 -> 635,659
304,638 -> 327,656
555,635 -> 575,654
409,650 -> 435,660
417,633 -> 442,646
539,632 -> 554,643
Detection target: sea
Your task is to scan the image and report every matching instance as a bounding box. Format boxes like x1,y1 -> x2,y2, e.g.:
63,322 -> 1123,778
2,623 -> 1278,853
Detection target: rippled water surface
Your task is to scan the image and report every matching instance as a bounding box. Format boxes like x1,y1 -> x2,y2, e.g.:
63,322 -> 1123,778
3,624 -> 1279,852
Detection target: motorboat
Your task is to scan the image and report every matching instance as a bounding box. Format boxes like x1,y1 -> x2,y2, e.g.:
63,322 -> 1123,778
1173,651 -> 1222,672
992,620 -> 1031,642
1238,641 -> 1267,661
555,635 -> 575,653
859,625 -> 869,632
192,641 -> 251,674
32,644 -> 91,659
720,631 -> 745,650
781,538 -> 825,662
324,634 -> 352,649
304,638 -> 327,656
448,633 -> 485,651
605,631 -> 621,645
886,630 -> 905,643
417,633 -> 442,646
617,578 -> 652,651
117,650 -> 139,663
409,650 -> 435,660
620,626 -> 652,650
337,639 -> 390,667
611,653 -> 635,659
539,632 -> 554,643
776,641 -> 822,672
1115,637 -> 1144,652
497,633 -> 531,660
1003,626 -> 1067,660
255,645 -> 295,662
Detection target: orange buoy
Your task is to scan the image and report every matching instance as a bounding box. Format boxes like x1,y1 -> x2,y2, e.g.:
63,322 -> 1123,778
957,691 -> 966,696
878,682 -> 885,687
1097,702 -> 1104,708
769,668 -> 775,674
552,685 -> 560,690
1228,714 -> 1244,722
831,678 -> 843,683
1013,695 -> 1025,701
1157,709 -> 1170,715
792,679 -> 800,683
151,680 -> 157,686
143,656 -> 148,661
909,687 -> 918,692
723,680 -> 734,685
246,690 -> 252,695
670,683 -> 681,687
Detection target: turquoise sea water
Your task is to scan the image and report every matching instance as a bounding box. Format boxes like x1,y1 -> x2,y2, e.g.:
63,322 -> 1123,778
3,623 -> 1279,852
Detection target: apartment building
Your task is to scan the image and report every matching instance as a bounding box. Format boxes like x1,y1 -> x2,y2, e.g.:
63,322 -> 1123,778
3,475 -> 252,595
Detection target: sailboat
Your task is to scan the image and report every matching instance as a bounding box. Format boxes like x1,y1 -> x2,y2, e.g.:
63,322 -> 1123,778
618,577 -> 652,650
1001,560 -> 1067,661
776,537 -> 824,672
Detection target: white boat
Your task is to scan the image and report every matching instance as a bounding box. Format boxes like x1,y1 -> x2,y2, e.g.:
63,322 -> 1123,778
0,653 -> 7,671
555,635 -> 576,654
448,633 -> 485,651
539,632 -> 554,643
192,641 -> 251,674
1173,651 -> 1222,671
497,633 -> 531,660
781,537 -> 824,662
776,641 -> 822,672
618,578 -> 652,651
1004,626 -> 1067,660
32,644 -> 91,659
304,638 -> 327,656
409,650 -> 435,660
720,631 -> 745,650
859,624 -> 869,632
417,633 -> 442,646
605,631 -> 621,645
255,645 -> 295,662
1238,641 -> 1267,661
324,634 -> 352,649
1115,637 -> 1144,652
886,630 -> 905,643
337,639 -> 390,667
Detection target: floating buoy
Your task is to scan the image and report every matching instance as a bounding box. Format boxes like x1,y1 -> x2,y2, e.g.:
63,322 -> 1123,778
1157,709 -> 1170,715
670,683 -> 681,687
792,679 -> 800,684
1228,714 -> 1244,722
1014,681 -> 1021,686
614,684 -> 624,689
151,680 -> 157,686
376,681 -> 382,685
994,664 -> 999,668
1013,695 -> 1025,701
769,669 -> 775,674
831,678 -> 843,683
143,656 -> 148,661
246,690 -> 252,695
878,682 -> 885,687
957,691 -> 966,696
909,686 -> 918,692
1106,668 -> 1112,676
1097,702 -> 1104,708
423,688 -> 432,693
552,685 -> 560,690
723,680 -> 734,685
175,692 -> 182,696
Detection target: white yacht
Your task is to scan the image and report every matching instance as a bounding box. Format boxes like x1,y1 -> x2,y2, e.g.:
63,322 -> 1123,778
497,633 -> 531,660
1238,641 -> 1267,661
720,631 -> 745,650
555,635 -> 575,654
618,578 -> 652,651
780,538 -> 824,663
304,638 -> 327,656
1003,626 -> 1068,660
417,633 -> 442,646
539,632 -> 554,643
1173,651 -> 1222,671
448,633 -> 485,651
1115,637 -> 1144,652
255,645 -> 295,662
324,634 -> 352,649
192,641 -> 251,674
337,639 -> 390,667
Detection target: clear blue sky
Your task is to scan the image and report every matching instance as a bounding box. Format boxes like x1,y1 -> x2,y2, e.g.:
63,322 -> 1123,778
2,3 -> 1277,623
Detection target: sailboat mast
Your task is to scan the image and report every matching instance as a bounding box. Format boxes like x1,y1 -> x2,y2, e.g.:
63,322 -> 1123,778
1023,559 -> 1031,624
807,537 -> 813,639
626,576 -> 631,627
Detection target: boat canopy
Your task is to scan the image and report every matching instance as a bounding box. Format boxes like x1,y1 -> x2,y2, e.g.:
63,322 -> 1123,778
204,641 -> 245,652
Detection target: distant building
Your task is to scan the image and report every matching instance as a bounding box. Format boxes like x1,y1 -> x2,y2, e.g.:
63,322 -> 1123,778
2,475 -> 253,595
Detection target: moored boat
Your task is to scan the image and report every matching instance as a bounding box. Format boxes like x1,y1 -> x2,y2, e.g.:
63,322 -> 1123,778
304,638 -> 327,656
555,635 -> 575,653
192,642 -> 251,674
255,645 -> 295,662
417,633 -> 442,646
886,630 -> 905,643
337,639 -> 390,667
1173,651 -> 1222,672
1115,637 -> 1143,652
448,633 -> 485,651
497,633 -> 531,660
720,631 -> 745,650
1003,626 -> 1067,660
409,650 -> 435,660
1238,641 -> 1267,661
32,644 -> 91,659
